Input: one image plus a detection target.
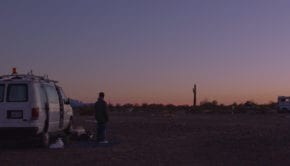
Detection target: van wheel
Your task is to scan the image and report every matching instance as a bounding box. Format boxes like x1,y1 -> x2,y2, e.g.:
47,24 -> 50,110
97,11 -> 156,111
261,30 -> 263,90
40,132 -> 50,148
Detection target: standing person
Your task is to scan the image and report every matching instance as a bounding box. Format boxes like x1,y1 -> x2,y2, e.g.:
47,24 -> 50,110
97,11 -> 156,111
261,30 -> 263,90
94,92 -> 109,143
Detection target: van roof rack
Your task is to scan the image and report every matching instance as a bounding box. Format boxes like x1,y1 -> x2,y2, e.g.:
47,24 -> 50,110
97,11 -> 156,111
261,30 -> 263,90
0,74 -> 58,83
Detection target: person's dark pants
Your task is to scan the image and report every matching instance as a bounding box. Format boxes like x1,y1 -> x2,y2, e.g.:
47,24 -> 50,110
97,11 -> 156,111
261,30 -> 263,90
97,122 -> 107,142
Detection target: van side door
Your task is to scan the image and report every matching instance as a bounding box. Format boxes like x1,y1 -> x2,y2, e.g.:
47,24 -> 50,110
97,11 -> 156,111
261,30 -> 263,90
56,86 -> 64,129
55,87 -> 72,129
43,84 -> 60,132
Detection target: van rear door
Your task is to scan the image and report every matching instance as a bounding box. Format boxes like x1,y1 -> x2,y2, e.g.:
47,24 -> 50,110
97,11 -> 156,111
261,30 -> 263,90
0,84 -> 5,122
4,83 -> 30,124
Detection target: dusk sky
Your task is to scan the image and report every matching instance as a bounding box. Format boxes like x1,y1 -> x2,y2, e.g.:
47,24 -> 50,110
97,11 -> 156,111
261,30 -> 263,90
1,0 -> 290,105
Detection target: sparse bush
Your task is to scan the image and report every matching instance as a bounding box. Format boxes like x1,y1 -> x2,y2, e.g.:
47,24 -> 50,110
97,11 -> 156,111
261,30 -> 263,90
72,100 -> 277,116
72,104 -> 94,116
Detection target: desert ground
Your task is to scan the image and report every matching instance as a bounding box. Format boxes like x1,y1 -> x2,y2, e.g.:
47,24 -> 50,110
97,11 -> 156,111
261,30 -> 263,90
1,111 -> 290,165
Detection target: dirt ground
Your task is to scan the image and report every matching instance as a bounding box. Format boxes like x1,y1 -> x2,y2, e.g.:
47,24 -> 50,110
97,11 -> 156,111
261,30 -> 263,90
1,111 -> 290,166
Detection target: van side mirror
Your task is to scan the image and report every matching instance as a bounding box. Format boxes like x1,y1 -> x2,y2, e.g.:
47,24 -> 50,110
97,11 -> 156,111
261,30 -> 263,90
65,98 -> 70,105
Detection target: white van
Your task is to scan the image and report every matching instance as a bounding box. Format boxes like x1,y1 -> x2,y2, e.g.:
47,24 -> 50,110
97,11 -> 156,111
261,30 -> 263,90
277,96 -> 290,113
0,69 -> 73,146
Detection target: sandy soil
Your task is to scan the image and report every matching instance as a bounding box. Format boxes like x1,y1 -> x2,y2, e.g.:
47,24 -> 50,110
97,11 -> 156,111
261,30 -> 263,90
1,111 -> 290,166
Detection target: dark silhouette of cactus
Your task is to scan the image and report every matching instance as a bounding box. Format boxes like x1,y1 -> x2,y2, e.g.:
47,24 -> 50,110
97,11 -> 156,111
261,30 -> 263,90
193,84 -> 197,110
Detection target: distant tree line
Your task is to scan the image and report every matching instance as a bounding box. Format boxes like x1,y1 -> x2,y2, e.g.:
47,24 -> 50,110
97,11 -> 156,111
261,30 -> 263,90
72,100 -> 277,116
197,100 -> 276,113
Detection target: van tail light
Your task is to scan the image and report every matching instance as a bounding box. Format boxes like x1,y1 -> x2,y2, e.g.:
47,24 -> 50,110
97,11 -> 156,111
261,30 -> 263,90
31,107 -> 39,120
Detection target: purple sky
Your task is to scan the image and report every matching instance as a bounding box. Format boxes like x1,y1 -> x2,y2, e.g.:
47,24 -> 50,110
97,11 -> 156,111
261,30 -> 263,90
1,0 -> 290,105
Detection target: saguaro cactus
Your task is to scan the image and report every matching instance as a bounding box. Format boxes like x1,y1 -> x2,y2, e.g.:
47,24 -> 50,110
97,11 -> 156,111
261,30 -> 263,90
193,84 -> 197,109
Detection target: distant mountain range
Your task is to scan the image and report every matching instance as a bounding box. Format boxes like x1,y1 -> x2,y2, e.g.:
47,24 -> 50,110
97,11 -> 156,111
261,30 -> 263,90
69,99 -> 85,107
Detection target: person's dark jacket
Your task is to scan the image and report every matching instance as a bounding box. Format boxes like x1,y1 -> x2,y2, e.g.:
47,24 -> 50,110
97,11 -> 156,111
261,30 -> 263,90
94,98 -> 109,123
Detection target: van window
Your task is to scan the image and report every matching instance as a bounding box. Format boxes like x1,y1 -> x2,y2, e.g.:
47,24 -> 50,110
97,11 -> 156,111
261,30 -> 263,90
40,87 -> 47,106
0,84 -> 4,102
44,85 -> 59,103
7,84 -> 28,102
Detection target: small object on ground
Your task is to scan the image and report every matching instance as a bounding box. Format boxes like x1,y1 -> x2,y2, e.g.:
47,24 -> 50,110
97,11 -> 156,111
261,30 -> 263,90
73,126 -> 86,136
79,131 -> 94,141
49,138 -> 64,149
70,126 -> 94,141
98,140 -> 109,144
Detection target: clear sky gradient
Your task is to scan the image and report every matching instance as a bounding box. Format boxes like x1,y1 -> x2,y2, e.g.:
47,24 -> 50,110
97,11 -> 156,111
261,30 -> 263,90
1,0 -> 290,105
